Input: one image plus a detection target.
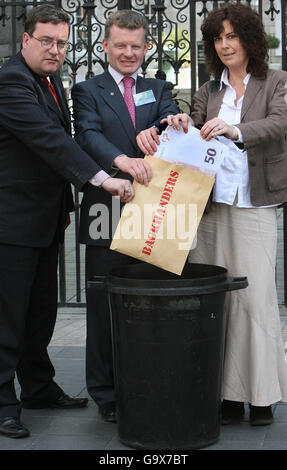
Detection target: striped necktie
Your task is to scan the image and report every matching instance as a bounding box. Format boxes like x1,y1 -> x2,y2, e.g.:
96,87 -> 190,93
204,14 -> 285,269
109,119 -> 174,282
122,76 -> 136,128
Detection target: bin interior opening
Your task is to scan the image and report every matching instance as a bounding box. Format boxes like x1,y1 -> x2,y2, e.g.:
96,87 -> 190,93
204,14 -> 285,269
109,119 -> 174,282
110,262 -> 227,282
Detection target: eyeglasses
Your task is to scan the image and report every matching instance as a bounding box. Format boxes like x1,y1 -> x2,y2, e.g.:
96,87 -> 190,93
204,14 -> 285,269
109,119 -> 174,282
30,34 -> 68,51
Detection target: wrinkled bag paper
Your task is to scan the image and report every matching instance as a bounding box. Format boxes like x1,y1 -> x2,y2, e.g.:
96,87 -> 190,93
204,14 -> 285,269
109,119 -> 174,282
110,126 -> 226,275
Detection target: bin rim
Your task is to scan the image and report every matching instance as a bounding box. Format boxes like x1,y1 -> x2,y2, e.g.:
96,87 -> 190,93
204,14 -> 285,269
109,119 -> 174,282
105,262 -> 248,296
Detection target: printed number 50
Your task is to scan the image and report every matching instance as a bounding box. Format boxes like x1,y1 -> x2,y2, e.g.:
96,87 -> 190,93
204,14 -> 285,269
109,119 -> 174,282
204,148 -> 216,164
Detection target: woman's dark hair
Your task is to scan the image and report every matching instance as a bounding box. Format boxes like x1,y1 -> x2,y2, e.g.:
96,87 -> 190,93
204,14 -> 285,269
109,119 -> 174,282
201,3 -> 268,79
25,4 -> 70,36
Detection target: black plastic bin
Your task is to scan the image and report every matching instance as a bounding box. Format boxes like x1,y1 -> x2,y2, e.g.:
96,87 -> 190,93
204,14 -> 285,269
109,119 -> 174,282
105,262 -> 248,450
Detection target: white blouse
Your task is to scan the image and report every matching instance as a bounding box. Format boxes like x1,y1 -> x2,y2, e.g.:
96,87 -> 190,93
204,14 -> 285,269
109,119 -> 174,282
213,69 -> 255,207
213,69 -> 277,208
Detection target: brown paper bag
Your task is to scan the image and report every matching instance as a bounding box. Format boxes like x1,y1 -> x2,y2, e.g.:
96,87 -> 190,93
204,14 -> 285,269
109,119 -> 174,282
110,155 -> 214,275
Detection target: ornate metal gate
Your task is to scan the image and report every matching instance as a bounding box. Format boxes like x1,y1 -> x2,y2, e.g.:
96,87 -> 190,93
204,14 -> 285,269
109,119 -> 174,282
0,0 -> 286,307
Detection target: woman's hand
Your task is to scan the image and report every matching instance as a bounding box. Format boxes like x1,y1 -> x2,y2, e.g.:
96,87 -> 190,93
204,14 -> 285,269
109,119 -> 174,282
200,118 -> 239,141
160,113 -> 194,133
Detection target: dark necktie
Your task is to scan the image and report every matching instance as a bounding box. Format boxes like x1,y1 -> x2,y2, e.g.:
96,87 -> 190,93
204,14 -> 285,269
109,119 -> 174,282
42,77 -> 61,109
122,76 -> 136,128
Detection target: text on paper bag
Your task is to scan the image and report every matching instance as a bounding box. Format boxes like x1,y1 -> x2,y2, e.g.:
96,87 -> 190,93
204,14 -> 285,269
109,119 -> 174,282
142,169 -> 179,256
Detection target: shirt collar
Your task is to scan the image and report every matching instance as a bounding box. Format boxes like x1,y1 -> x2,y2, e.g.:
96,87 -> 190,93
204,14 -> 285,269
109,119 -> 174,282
108,65 -> 138,86
219,68 -> 251,90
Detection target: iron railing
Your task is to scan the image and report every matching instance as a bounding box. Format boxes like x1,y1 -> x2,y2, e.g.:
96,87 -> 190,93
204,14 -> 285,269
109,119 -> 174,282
0,0 -> 286,307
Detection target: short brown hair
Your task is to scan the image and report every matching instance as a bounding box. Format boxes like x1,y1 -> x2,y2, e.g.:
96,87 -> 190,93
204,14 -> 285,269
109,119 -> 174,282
201,3 -> 268,79
104,10 -> 149,42
24,4 -> 70,36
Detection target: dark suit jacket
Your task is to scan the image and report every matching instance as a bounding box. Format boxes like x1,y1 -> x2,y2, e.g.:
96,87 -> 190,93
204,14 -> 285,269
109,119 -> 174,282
72,70 -> 179,246
191,69 -> 287,206
0,52 -> 102,247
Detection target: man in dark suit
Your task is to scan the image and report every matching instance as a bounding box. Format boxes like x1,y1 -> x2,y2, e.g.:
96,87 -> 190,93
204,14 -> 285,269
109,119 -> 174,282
72,9 -> 179,423
0,5 -> 134,439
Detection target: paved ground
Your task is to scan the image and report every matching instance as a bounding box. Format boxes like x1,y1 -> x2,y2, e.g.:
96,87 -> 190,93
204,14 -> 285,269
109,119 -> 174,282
0,209 -> 285,454
1,308 -> 287,453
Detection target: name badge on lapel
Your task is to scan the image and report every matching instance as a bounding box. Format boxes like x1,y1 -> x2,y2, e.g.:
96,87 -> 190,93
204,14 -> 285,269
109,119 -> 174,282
134,90 -> 156,107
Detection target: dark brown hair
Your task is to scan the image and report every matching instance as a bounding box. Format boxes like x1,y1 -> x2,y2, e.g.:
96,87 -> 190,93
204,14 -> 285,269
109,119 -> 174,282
201,3 -> 268,79
104,9 -> 149,42
24,4 -> 70,36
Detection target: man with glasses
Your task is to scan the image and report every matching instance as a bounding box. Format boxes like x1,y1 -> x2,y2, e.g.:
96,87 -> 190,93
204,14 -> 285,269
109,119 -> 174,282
0,4 -> 134,439
28,35 -> 69,51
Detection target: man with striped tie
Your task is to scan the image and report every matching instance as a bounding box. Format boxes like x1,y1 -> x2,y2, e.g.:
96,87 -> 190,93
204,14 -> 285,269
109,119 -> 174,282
72,9 -> 179,423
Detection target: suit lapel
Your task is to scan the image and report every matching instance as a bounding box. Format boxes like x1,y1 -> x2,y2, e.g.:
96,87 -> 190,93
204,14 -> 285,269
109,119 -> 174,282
17,52 -> 70,130
240,76 -> 263,121
135,76 -> 155,133
51,74 -> 71,127
206,85 -> 226,121
98,71 -> 136,147
40,79 -> 59,112
207,76 -> 263,122
39,75 -> 70,129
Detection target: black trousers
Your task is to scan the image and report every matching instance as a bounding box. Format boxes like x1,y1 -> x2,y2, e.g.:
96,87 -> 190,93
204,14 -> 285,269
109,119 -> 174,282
85,245 -> 136,406
0,239 -> 64,418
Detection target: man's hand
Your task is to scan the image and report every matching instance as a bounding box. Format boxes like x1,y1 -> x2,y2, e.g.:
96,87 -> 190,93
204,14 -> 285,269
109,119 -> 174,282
160,113 -> 194,133
136,126 -> 160,156
101,177 -> 134,202
113,155 -> 152,186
